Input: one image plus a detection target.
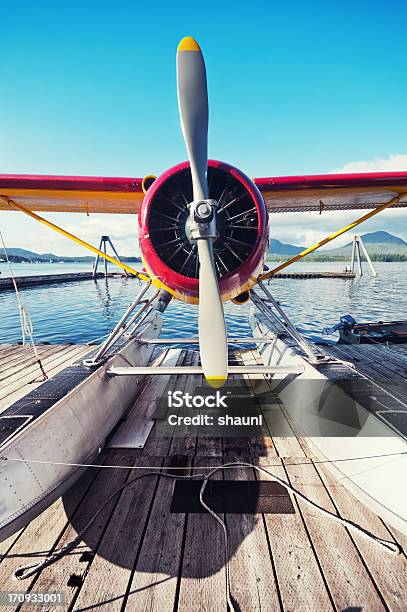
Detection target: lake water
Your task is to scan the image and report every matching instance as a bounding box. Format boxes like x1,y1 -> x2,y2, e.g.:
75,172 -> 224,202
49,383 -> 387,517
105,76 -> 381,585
0,261 -> 405,345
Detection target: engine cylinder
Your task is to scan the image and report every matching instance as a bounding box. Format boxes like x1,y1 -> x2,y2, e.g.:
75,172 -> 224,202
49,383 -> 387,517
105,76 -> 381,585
139,159 -> 268,303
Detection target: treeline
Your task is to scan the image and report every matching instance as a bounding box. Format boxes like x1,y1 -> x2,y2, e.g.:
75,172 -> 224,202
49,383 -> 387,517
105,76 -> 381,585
267,253 -> 407,263
0,255 -> 30,263
0,256 -> 142,264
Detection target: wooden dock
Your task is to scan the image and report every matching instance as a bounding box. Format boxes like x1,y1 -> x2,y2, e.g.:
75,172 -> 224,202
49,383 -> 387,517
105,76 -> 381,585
0,344 -> 406,611
0,272 -> 128,291
0,343 -> 91,412
269,271 -> 356,279
0,271 -> 355,292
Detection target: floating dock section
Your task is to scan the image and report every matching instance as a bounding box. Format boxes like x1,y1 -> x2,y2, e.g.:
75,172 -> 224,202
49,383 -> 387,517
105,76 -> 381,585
270,271 -> 356,279
0,270 -> 355,291
0,272 -> 128,291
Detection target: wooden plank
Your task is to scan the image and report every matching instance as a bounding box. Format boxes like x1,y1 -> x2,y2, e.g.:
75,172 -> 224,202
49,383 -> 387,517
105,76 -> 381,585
384,524 -> 407,562
0,344 -> 15,354
366,346 -> 407,372
324,344 -> 405,408
240,363 -> 306,459
192,355 -> 224,459
168,351 -> 200,457
222,449 -> 282,611
0,346 -> 77,394
344,345 -> 407,382
283,459 -> 386,610
0,529 -> 25,563
0,345 -> 39,368
0,345 -> 90,410
194,430 -> 223,457
20,450 -> 134,609
71,456 -> 163,611
328,345 -> 407,405
240,350 -> 279,459
363,345 -> 407,366
0,344 -> 64,377
142,351 -> 190,457
329,344 -> 405,385
315,461 -> 407,611
0,456 -> 101,602
0,345 -> 88,399
256,456 -> 334,611
244,380 -> 334,610
176,457 -> 227,612
126,456 -> 191,612
243,349 -> 305,445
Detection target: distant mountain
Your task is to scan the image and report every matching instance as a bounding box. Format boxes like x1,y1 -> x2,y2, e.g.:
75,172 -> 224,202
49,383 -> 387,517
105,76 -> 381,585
0,247 -> 46,260
266,231 -> 407,262
344,231 -> 407,248
268,238 -> 304,256
325,231 -> 407,257
2,231 -> 406,265
0,247 -> 141,263
0,247 -> 93,262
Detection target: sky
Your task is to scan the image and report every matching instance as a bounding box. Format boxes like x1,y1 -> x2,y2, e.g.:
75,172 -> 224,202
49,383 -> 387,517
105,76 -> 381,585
1,0 -> 407,255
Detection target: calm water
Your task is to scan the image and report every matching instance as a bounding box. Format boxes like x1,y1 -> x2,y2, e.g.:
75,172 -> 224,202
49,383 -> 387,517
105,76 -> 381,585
0,261 -> 405,345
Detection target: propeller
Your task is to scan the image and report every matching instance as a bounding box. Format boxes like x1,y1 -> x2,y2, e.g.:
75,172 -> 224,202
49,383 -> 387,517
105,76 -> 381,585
176,36 -> 228,387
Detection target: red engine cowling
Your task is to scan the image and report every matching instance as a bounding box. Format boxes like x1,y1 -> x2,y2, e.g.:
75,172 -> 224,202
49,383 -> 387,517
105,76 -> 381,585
138,159 -> 268,304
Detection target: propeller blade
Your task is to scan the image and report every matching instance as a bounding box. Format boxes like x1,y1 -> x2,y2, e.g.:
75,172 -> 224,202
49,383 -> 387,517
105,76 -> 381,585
177,36 -> 228,387
197,240 -> 228,387
176,37 -> 208,201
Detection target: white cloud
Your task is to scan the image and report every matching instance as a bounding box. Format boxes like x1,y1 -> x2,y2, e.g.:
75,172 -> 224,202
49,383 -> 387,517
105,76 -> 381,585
268,154 -> 407,248
331,153 -> 407,173
1,213 -> 140,257
270,208 -> 407,248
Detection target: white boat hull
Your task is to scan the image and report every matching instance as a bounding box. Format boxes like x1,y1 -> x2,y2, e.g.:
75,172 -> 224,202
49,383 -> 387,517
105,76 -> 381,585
251,313 -> 407,536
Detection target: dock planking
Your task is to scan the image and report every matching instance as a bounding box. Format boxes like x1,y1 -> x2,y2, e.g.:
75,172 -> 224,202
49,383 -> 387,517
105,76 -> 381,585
0,343 -> 406,610
0,344 -> 92,412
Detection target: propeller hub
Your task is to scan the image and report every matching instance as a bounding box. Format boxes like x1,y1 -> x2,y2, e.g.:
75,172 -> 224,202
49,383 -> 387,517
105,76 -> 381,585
187,198 -> 218,242
195,200 -> 214,222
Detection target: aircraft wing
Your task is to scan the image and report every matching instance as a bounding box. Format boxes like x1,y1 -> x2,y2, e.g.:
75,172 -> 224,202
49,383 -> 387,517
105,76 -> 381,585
0,174 -> 144,214
254,171 -> 407,213
1,171 -> 407,215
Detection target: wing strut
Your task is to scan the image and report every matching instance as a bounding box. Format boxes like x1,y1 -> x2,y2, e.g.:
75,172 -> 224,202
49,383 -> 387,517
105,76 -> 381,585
258,192 -> 407,282
0,196 -> 151,283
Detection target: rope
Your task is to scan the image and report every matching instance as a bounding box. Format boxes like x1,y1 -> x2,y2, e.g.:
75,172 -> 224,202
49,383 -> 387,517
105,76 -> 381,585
12,461 -> 402,612
0,232 -> 47,381
1,450 -> 406,471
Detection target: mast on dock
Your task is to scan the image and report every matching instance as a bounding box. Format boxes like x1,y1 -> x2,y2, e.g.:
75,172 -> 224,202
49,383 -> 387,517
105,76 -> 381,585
92,235 -> 128,279
350,235 -> 378,277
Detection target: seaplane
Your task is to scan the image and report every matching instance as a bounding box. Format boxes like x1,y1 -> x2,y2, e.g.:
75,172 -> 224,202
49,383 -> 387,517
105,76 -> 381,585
0,37 -> 407,544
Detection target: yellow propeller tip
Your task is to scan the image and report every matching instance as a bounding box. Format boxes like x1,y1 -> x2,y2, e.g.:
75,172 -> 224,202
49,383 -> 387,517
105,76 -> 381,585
206,376 -> 227,389
178,36 -> 200,52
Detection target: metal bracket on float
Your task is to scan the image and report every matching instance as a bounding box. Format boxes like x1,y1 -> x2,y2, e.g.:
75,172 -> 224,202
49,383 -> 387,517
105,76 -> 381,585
137,337 -> 275,345
83,282 -> 160,368
252,282 -> 330,364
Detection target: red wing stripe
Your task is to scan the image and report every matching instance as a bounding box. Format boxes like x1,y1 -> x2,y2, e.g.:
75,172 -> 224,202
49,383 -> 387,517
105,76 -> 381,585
254,171 -> 407,191
0,174 -> 143,193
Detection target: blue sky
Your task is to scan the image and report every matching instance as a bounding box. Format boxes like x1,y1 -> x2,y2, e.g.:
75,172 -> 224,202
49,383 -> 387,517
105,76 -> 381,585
1,0 -> 407,254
